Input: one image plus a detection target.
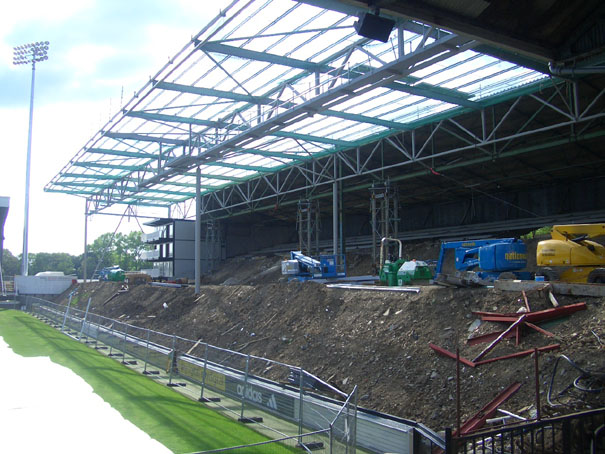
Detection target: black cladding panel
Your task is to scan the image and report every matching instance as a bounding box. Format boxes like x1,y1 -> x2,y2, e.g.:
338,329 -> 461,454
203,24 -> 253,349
354,13 -> 395,43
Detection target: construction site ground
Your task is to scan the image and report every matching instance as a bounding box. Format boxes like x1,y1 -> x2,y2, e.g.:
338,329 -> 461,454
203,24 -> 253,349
51,236 -> 605,433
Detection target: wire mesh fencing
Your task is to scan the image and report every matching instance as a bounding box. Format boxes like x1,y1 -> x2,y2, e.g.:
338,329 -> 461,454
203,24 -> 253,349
192,430 -> 330,454
22,296 -> 359,453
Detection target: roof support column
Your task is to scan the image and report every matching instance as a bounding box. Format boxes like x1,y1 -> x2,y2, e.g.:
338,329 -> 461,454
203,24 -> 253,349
195,166 -> 201,294
83,199 -> 89,283
332,156 -> 338,255
572,81 -> 580,136
398,23 -> 404,58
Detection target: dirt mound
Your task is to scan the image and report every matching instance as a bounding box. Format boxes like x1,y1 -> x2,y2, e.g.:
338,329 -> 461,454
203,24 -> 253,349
53,248 -> 605,432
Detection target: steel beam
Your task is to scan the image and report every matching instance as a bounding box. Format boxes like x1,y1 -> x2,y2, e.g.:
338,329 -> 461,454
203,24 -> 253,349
87,148 -> 160,159
103,132 -> 188,146
154,81 -> 274,105
198,41 -> 332,73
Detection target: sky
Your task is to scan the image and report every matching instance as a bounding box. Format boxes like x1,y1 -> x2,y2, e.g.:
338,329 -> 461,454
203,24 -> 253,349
0,0 -> 226,257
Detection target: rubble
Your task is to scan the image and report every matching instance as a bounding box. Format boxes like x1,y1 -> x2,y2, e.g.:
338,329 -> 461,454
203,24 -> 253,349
51,246 -> 605,431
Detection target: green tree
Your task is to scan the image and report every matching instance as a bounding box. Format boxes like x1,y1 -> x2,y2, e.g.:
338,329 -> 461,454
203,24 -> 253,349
84,232 -> 119,278
28,252 -> 77,276
1,249 -> 21,277
114,231 -> 148,271
80,231 -> 148,278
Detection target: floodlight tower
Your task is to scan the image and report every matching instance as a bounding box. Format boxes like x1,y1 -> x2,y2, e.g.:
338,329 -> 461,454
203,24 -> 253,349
13,41 -> 49,276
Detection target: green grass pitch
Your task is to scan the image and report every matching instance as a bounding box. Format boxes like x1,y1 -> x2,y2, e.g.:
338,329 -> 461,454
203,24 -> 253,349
0,309 -> 290,453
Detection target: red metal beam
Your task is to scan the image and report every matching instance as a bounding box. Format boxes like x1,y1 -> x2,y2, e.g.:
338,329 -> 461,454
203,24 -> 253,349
467,330 -> 517,346
524,322 -> 555,337
429,343 -> 476,367
432,342 -> 560,367
474,344 -> 560,366
473,302 -> 586,323
467,321 -> 555,346
453,382 -> 522,436
472,315 -> 527,362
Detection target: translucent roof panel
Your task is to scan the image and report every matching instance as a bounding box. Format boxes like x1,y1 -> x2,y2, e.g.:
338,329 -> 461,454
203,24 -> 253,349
46,0 -> 549,212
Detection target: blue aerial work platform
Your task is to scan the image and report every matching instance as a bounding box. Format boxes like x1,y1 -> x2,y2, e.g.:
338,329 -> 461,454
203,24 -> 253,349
436,238 -> 532,282
281,251 -> 346,282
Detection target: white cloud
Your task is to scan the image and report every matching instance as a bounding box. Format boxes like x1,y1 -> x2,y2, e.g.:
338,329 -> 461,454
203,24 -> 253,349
0,0 -> 94,36
1,0 -> 229,258
64,43 -> 118,77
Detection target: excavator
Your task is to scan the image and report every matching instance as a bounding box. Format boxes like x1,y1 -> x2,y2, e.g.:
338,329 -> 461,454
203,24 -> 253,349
536,224 -> 605,283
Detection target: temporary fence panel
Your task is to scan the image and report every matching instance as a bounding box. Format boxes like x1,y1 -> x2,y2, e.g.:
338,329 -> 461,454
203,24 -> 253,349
195,429 -> 330,453
22,296 -> 445,454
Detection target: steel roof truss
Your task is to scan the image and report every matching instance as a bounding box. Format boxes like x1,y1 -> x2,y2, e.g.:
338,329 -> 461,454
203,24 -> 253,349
528,93 -> 575,121
86,147 -> 158,159
197,80 -> 605,218
485,97 -> 522,142
72,162 -> 144,171
440,124 -> 491,157
580,86 -> 605,119
154,81 -> 272,105
60,173 -> 123,180
48,2 -> 564,214
197,41 -> 331,73
338,151 -> 359,175
386,137 -> 413,161
104,132 -> 188,146
361,140 -> 382,172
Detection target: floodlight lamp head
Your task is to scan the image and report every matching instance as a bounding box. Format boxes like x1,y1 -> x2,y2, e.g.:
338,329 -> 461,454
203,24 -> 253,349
12,41 -> 50,65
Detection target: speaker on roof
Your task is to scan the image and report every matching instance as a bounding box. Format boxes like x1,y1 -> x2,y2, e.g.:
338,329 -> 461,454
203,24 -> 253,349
354,12 -> 395,43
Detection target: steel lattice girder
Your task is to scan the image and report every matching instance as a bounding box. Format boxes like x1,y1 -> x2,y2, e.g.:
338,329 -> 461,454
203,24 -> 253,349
46,0 -> 555,214
185,79 -> 605,219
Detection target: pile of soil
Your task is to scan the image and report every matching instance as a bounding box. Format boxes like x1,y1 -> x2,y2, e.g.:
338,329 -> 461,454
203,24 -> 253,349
52,241 -> 605,432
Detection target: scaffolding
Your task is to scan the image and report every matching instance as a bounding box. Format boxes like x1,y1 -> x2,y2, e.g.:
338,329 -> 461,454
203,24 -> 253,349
297,200 -> 320,257
202,219 -> 223,274
370,182 -> 400,266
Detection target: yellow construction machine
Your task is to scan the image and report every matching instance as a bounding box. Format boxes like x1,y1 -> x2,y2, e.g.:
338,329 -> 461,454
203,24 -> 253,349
536,224 -> 605,283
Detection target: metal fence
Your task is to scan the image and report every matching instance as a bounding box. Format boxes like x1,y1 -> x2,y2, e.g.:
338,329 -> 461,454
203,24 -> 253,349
193,430 -> 330,453
447,407 -> 605,453
20,296 -> 445,454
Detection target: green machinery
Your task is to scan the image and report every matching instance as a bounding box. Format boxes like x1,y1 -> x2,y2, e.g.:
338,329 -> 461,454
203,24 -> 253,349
99,266 -> 125,282
378,238 -> 433,286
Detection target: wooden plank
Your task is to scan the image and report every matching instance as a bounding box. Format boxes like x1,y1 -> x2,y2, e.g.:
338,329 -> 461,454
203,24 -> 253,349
548,291 -> 560,307
495,280 -> 605,297
522,291 -> 531,312
186,338 -> 203,355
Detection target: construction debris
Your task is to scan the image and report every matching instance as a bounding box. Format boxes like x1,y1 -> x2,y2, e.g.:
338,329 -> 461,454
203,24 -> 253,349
495,280 -> 605,297
431,298 -> 586,367
472,315 -> 527,362
326,283 -> 420,293
547,290 -> 559,307
453,382 -> 522,436
429,343 -> 559,367
472,302 -> 587,323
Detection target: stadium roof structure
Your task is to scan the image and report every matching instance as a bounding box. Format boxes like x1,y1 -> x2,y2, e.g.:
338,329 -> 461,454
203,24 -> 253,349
45,0 -> 552,216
